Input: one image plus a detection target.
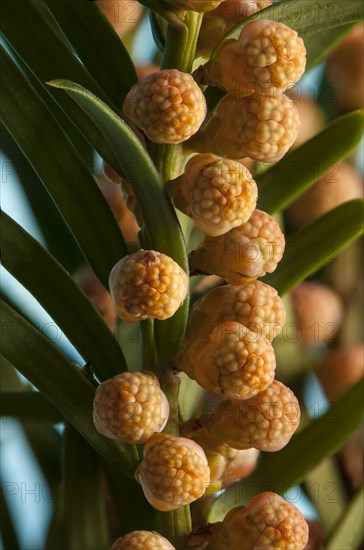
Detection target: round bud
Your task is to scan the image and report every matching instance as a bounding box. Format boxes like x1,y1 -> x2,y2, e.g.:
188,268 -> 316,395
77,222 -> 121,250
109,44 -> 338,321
288,93 -> 325,149
338,426 -> 363,491
221,447 -> 259,485
136,434 -> 210,511
123,70 -> 207,144
93,371 -> 169,443
136,64 -> 159,81
304,520 -> 326,550
109,250 -> 189,322
287,162 -> 363,229
290,282 -> 342,345
189,210 -> 285,283
316,345 -> 364,402
168,153 -> 258,236
187,92 -> 300,162
325,22 -> 364,111
184,281 -> 285,344
182,321 -> 276,400
110,530 -> 175,549
219,492 -> 309,549
197,0 -> 272,58
317,345 -> 364,492
205,380 -> 300,451
200,20 -> 306,93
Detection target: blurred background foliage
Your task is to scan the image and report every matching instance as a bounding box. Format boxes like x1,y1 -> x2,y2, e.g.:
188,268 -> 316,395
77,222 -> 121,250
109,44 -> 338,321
1,0 -> 363,548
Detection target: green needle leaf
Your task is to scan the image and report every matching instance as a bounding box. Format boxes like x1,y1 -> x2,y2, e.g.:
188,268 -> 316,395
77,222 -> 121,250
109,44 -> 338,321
304,459 -> 346,532
1,358 -> 62,492
0,0 -> 109,104
43,0 -> 137,106
257,111 -> 364,215
305,23 -> 356,69
1,0 -> 121,166
46,78 -> 189,359
1,213 -> 127,380
0,300 -> 139,477
1,48 -> 128,288
263,199 -> 364,295
0,480 -> 21,550
62,425 -> 109,550
21,422 -> 62,492
324,487 -> 364,550
150,11 -> 166,52
102,461 -> 157,535
0,391 -> 63,423
208,377 -> 364,522
44,80 -> 184,258
213,0 -> 364,58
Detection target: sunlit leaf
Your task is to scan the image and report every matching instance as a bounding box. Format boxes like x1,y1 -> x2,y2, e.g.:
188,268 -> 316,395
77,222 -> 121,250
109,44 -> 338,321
325,487 -> 364,550
179,373 -> 205,422
257,111 -> 364,214
305,23 -> 356,69
264,200 -> 364,294
304,459 -> 346,532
